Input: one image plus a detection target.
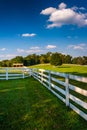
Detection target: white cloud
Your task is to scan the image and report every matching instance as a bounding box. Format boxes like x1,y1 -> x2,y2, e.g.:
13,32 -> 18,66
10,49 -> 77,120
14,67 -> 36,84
67,36 -> 78,39
5,54 -> 17,58
17,46 -> 43,54
72,6 -> 86,11
0,55 -> 5,58
79,7 -> 86,10
26,46 -> 41,53
0,54 -> 17,60
0,48 -> 7,51
59,2 -> 67,10
71,6 -> 78,11
30,46 -> 40,50
40,7 -> 57,15
22,33 -> 36,37
46,45 -> 57,49
17,49 -> 25,53
40,2 -> 87,28
26,49 -> 42,54
68,43 -> 87,50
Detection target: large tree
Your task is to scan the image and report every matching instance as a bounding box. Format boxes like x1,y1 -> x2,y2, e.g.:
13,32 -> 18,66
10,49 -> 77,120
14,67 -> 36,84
11,56 -> 24,64
72,57 -> 85,65
50,53 -> 62,66
64,55 -> 72,64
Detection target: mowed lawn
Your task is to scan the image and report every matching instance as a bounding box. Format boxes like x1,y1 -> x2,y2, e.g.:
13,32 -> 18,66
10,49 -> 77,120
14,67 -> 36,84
0,77 -> 87,130
29,64 -> 87,77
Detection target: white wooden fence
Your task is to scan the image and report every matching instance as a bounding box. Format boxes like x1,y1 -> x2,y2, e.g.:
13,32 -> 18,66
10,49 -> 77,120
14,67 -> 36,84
31,68 -> 87,121
0,67 -> 87,120
0,67 -> 31,80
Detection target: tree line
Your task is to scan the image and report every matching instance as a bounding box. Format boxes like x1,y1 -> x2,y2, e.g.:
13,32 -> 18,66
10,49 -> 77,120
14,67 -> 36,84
0,52 -> 87,67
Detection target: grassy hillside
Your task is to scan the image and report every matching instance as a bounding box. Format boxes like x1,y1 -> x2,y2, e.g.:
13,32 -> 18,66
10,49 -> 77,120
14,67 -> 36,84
0,78 -> 87,130
29,64 -> 87,77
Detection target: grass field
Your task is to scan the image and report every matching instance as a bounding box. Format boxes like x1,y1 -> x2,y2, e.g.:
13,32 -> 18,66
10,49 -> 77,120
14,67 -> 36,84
0,68 -> 24,74
29,64 -> 87,77
0,77 -> 87,130
0,68 -> 29,78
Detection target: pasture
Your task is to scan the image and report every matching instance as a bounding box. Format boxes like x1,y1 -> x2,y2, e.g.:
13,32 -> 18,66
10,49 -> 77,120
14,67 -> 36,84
0,65 -> 87,129
0,77 -> 87,130
0,67 -> 29,80
29,64 -> 87,77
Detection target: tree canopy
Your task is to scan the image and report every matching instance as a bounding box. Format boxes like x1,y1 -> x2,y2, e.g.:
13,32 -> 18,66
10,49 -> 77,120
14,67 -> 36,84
50,53 -> 62,66
0,52 -> 87,67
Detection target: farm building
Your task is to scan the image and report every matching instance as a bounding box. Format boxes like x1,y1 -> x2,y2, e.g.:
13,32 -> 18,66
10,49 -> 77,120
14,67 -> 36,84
13,63 -> 23,67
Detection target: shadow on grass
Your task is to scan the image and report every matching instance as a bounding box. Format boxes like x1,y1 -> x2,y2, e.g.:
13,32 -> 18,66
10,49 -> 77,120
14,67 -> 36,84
0,77 -> 87,130
65,71 -> 87,77
56,66 -> 71,68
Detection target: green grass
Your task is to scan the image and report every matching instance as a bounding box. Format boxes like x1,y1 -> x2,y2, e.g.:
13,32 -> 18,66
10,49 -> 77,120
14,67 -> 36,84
29,64 -> 87,77
0,68 -> 29,77
0,68 -> 23,74
0,77 -> 87,130
29,63 -> 87,108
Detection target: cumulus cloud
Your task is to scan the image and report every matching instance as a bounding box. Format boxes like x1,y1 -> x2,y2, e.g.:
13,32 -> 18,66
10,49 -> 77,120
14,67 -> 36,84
17,49 -> 25,53
68,43 -> 87,50
40,2 -> 87,28
5,54 -> 17,58
67,36 -> 78,39
30,46 -> 40,50
0,55 -> 5,58
79,7 -> 86,10
71,6 -> 86,11
40,7 -> 57,15
22,33 -> 36,37
25,49 -> 42,54
17,46 -> 43,54
0,54 -> 17,60
0,48 -> 7,51
59,2 -> 67,10
46,45 -> 57,49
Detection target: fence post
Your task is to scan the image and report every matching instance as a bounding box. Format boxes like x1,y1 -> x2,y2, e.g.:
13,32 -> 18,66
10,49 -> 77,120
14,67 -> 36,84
32,69 -> 34,77
6,68 -> 8,80
41,70 -> 43,84
29,69 -> 32,77
48,71 -> 51,90
23,69 -> 24,78
36,68 -> 38,79
65,74 -> 69,106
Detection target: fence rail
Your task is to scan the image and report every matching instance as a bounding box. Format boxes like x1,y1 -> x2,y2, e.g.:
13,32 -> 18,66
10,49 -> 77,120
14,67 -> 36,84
31,68 -> 87,121
0,67 -> 87,120
0,67 -> 31,80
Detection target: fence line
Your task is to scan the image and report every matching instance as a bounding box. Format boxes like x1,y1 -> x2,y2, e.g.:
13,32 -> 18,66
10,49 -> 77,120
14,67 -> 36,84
0,67 -> 87,120
0,67 -> 31,80
31,68 -> 87,121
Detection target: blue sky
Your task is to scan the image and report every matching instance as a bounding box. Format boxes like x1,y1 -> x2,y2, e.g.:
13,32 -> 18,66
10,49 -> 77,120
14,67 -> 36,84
0,0 -> 87,60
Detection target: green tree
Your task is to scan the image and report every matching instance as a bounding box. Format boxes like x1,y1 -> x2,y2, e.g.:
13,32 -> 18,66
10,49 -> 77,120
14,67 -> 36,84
72,57 -> 77,64
24,54 -> 40,66
11,56 -> 24,63
1,60 -> 8,67
72,57 -> 85,65
0,61 -> 2,67
83,56 -> 87,65
64,55 -> 72,64
50,53 -> 62,66
40,54 -> 46,64
77,57 -> 85,65
45,52 -> 52,63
